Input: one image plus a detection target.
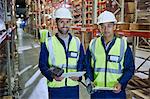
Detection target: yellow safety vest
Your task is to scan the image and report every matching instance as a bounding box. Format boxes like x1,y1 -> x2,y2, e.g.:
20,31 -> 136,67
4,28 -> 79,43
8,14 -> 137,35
39,29 -> 49,43
89,37 -> 127,88
45,35 -> 81,88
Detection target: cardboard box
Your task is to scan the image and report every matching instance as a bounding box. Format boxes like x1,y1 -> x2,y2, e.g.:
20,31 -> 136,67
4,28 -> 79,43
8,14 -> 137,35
129,23 -> 138,30
129,23 -> 150,30
3,96 -> 13,99
125,2 -> 135,14
125,14 -> 135,23
116,23 -> 130,30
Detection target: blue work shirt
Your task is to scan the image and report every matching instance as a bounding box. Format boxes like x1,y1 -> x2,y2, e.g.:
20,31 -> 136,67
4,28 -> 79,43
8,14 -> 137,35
39,33 -> 85,83
86,36 -> 135,90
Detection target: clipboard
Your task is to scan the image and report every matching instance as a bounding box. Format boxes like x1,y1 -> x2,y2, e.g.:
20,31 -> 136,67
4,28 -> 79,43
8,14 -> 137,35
93,86 -> 116,91
61,71 -> 86,78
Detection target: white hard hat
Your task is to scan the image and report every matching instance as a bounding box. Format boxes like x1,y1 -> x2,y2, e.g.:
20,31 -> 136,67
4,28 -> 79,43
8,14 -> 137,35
54,7 -> 73,19
97,11 -> 117,24
0,19 -> 6,31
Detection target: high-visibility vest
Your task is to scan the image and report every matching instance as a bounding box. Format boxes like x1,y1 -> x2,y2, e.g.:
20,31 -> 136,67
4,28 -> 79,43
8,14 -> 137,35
89,37 -> 127,88
39,29 -> 49,43
45,35 -> 81,88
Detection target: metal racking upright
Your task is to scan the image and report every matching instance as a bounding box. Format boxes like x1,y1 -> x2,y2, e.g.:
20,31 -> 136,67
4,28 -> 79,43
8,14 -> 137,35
0,0 -> 18,97
0,0 -> 15,97
83,0 -> 106,49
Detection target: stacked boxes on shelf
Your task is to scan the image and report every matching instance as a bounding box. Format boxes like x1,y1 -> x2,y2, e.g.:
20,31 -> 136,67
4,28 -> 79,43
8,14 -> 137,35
124,0 -> 136,23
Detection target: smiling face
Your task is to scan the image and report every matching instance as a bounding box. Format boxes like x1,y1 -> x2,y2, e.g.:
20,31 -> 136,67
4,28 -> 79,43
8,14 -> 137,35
56,18 -> 71,35
99,22 -> 116,40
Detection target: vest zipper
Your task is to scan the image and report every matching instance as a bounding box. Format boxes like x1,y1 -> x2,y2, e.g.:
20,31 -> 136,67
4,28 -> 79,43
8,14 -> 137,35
105,54 -> 108,87
65,51 -> 68,86
65,39 -> 70,86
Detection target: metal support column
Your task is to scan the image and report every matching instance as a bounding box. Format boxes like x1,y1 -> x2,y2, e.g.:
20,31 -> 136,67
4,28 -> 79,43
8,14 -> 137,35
134,0 -> 138,23
82,0 -> 85,50
4,0 -> 7,22
7,39 -> 12,95
132,36 -> 136,63
34,0 -> 38,38
26,0 -> 32,34
43,0 -> 46,24
11,0 -> 16,76
38,0 -> 41,27
92,0 -> 97,24
121,0 -> 124,22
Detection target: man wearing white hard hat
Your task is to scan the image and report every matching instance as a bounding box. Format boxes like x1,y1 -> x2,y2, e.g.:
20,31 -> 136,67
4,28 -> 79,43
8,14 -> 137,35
39,7 -> 84,99
85,11 -> 135,98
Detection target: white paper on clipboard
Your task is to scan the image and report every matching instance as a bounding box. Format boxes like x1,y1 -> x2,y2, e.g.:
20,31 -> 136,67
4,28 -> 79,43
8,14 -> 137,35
61,71 -> 86,78
93,87 -> 116,91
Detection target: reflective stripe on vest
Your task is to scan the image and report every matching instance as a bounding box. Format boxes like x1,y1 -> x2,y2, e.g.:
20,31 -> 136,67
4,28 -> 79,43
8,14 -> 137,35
89,37 -> 127,88
94,68 -> 122,74
89,39 -> 97,70
46,35 -> 80,87
46,37 -> 56,65
40,29 -> 48,43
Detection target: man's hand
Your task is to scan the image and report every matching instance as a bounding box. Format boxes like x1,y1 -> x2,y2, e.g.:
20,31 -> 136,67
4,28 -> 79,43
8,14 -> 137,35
54,76 -> 64,81
87,83 -> 95,94
69,76 -> 79,81
113,83 -> 122,93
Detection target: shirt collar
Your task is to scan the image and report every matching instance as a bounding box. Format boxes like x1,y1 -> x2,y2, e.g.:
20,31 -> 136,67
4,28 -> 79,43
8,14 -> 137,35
55,33 -> 72,41
101,36 -> 116,51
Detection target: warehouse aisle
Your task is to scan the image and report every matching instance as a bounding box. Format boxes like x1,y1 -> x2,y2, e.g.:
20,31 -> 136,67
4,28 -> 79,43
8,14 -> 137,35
15,28 -> 48,99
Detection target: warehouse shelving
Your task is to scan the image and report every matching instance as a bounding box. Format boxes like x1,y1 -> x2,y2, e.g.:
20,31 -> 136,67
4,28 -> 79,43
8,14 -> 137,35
0,32 -> 8,97
0,27 -> 14,97
0,0 -> 12,97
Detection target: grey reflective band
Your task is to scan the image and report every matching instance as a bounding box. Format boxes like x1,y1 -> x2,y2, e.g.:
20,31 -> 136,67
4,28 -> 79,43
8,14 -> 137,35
90,39 -> 97,62
47,37 -> 56,65
74,37 -> 80,61
74,37 -> 80,51
40,31 -> 42,37
95,68 -> 122,74
59,64 -> 77,69
117,38 -> 125,63
40,30 -> 43,39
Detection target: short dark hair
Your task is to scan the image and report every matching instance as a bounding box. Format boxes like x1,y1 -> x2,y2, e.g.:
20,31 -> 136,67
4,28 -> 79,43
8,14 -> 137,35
56,18 -> 60,26
56,18 -> 60,23
99,22 -> 115,25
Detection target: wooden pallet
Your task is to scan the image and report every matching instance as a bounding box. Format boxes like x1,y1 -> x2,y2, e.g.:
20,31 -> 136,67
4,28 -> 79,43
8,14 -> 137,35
127,76 -> 150,89
127,76 -> 150,99
130,88 -> 150,99
1,96 -> 13,99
